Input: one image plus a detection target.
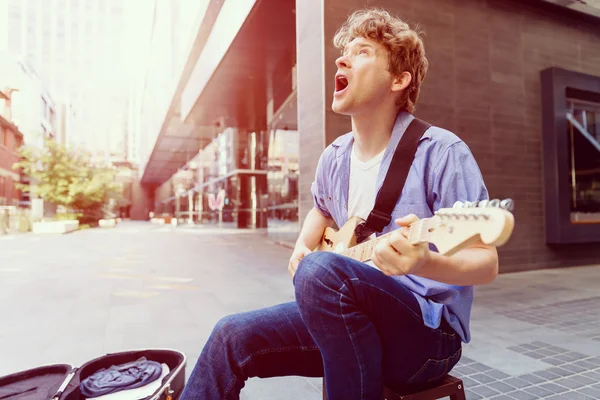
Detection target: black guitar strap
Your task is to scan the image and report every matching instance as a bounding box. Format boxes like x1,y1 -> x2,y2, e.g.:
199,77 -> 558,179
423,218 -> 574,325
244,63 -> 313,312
354,117 -> 431,243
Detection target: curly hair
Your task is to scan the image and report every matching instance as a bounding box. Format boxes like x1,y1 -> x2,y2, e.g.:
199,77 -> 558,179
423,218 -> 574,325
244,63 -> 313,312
333,8 -> 429,114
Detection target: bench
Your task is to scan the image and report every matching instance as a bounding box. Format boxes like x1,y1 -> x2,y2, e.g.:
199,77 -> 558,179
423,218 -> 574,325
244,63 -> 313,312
323,374 -> 466,399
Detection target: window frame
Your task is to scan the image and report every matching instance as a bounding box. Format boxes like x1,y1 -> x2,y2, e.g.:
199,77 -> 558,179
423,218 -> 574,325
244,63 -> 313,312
541,67 -> 600,244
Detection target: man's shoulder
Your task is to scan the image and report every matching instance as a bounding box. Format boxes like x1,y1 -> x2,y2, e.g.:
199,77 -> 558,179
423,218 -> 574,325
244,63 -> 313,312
423,124 -> 463,150
420,123 -> 476,164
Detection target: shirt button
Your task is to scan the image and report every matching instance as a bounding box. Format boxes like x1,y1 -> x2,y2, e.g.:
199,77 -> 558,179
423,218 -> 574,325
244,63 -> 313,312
344,204 -> 347,209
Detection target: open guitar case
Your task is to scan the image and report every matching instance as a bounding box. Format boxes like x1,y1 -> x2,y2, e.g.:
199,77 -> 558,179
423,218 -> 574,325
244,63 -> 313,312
0,349 -> 186,400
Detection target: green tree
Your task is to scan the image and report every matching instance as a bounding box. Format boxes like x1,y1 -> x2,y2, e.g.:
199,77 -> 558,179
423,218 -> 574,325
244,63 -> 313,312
13,137 -> 122,220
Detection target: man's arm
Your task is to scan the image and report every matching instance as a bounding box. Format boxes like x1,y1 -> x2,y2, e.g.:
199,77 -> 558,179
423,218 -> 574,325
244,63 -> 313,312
418,242 -> 498,285
288,208 -> 333,277
288,148 -> 336,277
296,207 -> 335,251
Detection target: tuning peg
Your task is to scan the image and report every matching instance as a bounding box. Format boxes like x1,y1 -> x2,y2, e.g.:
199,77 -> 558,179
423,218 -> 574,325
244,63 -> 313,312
453,201 -> 465,208
489,199 -> 501,208
500,198 -> 514,212
478,199 -> 489,208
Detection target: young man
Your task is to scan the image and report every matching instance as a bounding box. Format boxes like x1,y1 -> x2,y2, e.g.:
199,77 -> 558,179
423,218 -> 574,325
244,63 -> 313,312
180,8 -> 498,400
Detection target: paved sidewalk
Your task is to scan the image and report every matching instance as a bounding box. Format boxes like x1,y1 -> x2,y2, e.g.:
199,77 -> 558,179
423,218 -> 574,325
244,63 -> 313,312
0,222 -> 599,399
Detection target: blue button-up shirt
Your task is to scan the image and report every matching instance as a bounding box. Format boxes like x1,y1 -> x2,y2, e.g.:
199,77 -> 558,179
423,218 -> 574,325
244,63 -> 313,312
311,111 -> 489,343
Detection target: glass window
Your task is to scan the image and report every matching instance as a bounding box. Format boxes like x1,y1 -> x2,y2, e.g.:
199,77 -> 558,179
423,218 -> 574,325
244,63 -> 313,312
267,128 -> 299,221
567,99 -> 600,223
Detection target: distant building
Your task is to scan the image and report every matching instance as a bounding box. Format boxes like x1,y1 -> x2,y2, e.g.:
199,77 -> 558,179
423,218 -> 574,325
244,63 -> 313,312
0,53 -> 59,207
1,57 -> 56,148
0,88 -> 24,207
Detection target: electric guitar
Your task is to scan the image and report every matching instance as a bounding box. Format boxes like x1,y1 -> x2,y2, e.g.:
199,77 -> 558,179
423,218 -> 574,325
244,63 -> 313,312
314,199 -> 515,262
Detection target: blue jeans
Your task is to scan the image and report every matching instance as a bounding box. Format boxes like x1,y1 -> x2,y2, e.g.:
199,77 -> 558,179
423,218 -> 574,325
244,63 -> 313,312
180,252 -> 462,400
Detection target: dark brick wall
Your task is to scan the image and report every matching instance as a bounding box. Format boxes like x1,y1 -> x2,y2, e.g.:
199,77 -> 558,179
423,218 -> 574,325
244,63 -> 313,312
299,0 -> 600,272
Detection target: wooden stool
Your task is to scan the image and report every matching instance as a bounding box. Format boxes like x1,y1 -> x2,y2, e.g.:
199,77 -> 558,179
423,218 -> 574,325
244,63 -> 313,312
322,374 -> 466,400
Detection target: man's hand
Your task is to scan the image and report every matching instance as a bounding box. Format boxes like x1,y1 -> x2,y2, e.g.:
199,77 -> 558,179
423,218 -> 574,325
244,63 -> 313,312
288,244 -> 312,278
372,214 -> 430,276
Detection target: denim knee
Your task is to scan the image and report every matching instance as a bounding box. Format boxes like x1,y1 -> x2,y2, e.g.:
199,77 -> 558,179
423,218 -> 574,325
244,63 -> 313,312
209,314 -> 247,356
295,252 -> 344,303
295,252 -> 338,283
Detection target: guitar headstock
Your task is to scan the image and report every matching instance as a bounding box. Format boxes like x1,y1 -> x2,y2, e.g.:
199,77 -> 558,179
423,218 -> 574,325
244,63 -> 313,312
411,199 -> 515,256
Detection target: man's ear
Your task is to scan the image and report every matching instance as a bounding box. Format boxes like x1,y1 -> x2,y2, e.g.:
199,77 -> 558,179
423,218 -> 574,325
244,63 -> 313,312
392,71 -> 411,93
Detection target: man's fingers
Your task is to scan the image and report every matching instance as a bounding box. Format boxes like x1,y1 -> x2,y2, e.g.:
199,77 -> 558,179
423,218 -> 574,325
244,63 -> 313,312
395,213 -> 419,227
379,239 -> 403,265
389,231 -> 412,254
288,260 -> 297,277
371,249 -> 385,271
374,240 -> 396,272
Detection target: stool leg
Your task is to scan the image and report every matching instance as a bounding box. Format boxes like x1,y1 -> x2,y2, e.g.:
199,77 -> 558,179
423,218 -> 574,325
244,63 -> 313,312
450,382 -> 466,400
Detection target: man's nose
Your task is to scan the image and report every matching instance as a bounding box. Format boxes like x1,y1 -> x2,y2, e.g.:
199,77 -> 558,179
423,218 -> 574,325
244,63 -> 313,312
335,55 -> 350,69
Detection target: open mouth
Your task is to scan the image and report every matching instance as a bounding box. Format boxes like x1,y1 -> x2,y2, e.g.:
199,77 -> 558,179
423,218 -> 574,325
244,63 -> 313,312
335,75 -> 349,93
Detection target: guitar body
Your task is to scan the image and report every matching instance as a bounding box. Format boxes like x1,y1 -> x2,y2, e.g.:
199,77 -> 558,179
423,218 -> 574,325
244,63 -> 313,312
314,216 -> 363,254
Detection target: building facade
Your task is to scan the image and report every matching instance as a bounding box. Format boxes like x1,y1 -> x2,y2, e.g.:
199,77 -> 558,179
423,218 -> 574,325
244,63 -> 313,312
0,54 -> 60,208
0,88 -> 23,207
138,0 -> 600,273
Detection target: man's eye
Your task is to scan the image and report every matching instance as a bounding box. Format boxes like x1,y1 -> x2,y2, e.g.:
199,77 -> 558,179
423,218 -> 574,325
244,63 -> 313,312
359,50 -> 368,55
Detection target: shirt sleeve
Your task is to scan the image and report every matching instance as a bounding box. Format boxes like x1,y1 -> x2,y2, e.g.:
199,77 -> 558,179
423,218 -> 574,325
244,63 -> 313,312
311,151 -> 332,219
428,141 -> 489,211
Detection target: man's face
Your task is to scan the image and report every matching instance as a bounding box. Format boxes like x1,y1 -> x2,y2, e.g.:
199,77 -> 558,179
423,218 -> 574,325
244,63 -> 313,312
332,37 -> 396,115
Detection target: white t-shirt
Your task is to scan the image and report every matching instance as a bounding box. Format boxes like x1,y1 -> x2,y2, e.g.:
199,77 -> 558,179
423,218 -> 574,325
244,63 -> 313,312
348,144 -> 386,238
348,144 -> 385,269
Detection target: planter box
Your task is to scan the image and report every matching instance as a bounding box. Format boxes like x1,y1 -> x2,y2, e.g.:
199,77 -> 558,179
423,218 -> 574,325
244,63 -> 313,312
99,219 -> 117,228
32,220 -> 79,234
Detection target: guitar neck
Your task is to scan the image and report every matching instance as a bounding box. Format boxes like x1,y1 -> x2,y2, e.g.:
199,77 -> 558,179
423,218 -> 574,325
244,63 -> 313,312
333,200 -> 515,261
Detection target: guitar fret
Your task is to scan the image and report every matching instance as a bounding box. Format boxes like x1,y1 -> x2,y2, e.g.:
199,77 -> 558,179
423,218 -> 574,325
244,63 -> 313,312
360,240 -> 368,262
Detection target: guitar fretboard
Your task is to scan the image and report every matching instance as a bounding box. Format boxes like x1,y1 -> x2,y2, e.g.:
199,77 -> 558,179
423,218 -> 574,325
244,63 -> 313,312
340,224 -> 416,262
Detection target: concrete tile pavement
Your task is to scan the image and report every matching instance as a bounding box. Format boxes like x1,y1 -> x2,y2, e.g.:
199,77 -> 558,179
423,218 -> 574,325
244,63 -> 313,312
0,221 -> 599,399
